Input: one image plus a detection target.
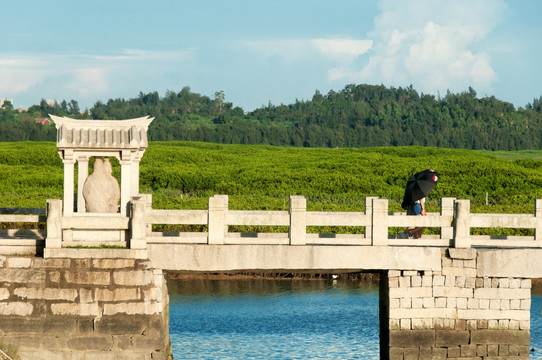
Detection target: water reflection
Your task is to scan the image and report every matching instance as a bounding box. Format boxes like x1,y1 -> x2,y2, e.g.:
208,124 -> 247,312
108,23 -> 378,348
168,278 -> 380,360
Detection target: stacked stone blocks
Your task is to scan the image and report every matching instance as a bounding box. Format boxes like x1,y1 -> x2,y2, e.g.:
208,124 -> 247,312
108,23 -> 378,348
387,248 -> 531,359
0,255 -> 171,360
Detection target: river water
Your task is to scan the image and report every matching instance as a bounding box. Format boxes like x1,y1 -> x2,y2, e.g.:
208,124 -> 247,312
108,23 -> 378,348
169,278 -> 542,360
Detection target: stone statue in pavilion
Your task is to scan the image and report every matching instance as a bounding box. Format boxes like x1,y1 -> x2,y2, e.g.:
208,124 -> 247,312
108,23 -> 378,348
82,158 -> 121,213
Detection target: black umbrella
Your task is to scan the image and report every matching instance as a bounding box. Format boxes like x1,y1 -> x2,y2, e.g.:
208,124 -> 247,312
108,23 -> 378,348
401,169 -> 439,209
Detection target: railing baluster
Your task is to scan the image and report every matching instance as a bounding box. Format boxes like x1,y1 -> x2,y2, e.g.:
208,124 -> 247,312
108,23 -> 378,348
365,197 -> 378,242
453,199 -> 471,248
371,198 -> 388,246
208,195 -> 228,244
289,196 -> 307,245
130,199 -> 147,249
45,199 -> 63,248
143,194 -> 153,237
440,197 -> 455,240
536,199 -> 542,242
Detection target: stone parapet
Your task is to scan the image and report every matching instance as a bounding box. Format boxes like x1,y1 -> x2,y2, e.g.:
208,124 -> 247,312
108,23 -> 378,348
385,248 -> 531,359
0,255 -> 171,360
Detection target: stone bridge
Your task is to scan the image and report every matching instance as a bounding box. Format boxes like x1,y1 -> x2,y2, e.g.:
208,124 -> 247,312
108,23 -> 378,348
0,116 -> 540,359
1,194 -> 541,359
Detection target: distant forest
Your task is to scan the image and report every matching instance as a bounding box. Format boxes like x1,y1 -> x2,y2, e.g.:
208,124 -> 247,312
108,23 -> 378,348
1,84 -> 542,150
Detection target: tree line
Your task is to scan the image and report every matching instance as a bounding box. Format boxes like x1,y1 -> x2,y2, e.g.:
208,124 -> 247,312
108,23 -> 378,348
1,84 -> 542,150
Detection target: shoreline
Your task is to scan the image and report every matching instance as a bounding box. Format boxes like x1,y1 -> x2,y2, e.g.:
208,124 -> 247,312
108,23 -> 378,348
168,271 -> 380,282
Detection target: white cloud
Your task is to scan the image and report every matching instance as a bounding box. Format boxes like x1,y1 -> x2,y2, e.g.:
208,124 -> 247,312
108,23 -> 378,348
0,57 -> 48,93
241,38 -> 372,65
0,53 -> 110,97
0,49 -> 195,108
334,0 -> 507,95
308,39 -> 373,64
240,38 -> 373,85
67,68 -> 109,95
89,49 -> 195,63
403,21 -> 498,90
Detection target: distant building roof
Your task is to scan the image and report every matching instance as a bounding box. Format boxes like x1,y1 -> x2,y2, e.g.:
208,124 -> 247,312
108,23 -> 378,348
36,118 -> 51,125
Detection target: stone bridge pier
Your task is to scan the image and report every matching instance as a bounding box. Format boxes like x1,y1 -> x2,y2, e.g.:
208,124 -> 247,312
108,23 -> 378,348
382,248 -> 532,360
0,253 -> 171,359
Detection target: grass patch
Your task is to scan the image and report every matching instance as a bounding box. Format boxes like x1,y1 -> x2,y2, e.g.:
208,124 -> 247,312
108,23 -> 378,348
0,343 -> 20,360
66,244 -> 126,249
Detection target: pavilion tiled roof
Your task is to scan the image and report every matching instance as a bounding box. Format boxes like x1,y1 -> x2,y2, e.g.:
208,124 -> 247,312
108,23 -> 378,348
50,115 -> 154,151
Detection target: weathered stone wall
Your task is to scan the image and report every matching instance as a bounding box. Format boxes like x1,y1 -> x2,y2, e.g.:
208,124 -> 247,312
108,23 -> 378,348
385,248 -> 531,360
0,255 -> 171,360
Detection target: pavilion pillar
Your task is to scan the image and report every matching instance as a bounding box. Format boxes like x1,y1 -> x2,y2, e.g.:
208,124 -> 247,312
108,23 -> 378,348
120,150 -> 133,216
77,156 -> 89,213
62,150 -> 75,216
131,152 -> 142,196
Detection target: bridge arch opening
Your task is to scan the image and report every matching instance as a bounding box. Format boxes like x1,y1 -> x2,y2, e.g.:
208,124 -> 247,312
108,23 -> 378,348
165,271 -> 385,359
531,279 -> 542,356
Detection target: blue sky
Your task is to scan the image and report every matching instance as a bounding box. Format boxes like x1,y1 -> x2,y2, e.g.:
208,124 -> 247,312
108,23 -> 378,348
2,0 -> 542,111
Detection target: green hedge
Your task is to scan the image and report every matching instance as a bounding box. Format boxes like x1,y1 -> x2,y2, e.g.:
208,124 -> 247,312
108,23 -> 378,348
0,141 -> 541,216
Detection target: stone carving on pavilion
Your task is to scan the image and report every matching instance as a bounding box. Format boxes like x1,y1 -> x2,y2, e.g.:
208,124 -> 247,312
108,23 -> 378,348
82,158 -> 120,213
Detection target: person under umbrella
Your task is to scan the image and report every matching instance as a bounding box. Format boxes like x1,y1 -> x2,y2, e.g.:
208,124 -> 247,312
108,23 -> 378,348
399,169 -> 439,239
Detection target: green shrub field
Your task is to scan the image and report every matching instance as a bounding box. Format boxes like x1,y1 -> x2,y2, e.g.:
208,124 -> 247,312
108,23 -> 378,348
0,141 -> 541,216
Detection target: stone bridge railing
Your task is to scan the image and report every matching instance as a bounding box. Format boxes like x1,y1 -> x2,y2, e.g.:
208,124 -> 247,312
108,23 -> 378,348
0,207 -> 45,254
0,196 -> 541,254
142,195 -> 457,246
